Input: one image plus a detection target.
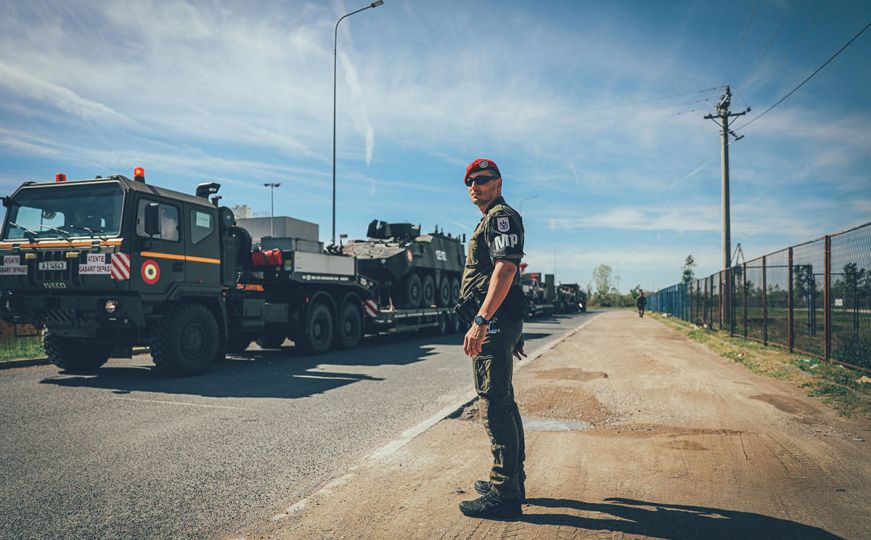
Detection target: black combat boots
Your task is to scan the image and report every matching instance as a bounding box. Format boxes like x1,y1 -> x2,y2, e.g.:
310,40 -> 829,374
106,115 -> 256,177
474,470 -> 526,502
458,489 -> 522,519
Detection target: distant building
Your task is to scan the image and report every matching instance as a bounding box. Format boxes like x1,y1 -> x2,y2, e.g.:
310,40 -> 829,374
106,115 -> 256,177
237,216 -> 319,243
231,204 -> 252,219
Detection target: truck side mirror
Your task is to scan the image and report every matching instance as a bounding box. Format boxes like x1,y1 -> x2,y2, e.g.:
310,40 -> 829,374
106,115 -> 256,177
1,197 -> 8,208
144,203 -> 161,237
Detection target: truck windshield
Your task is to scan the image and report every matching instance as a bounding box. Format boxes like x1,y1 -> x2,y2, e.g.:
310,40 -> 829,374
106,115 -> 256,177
3,182 -> 125,240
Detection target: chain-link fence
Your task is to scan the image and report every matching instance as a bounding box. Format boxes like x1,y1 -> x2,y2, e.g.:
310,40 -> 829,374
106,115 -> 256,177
648,221 -> 871,372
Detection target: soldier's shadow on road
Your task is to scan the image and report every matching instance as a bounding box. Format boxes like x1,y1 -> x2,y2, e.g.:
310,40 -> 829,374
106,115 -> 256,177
39,333 -> 464,400
522,497 -> 839,539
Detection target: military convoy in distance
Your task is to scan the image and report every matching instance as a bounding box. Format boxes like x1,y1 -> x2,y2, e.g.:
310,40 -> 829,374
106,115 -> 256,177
342,221 -> 465,310
521,270 -> 586,317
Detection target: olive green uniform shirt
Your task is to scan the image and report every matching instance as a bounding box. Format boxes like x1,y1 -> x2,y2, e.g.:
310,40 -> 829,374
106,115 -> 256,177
460,196 -> 525,300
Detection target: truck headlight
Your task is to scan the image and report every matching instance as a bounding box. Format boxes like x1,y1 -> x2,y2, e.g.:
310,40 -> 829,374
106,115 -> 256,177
104,299 -> 120,314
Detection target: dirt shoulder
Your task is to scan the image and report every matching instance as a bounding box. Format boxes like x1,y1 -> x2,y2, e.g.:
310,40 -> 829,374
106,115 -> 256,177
227,311 -> 871,540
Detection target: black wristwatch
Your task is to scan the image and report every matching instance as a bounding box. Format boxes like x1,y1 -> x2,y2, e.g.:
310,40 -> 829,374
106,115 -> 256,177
474,315 -> 490,326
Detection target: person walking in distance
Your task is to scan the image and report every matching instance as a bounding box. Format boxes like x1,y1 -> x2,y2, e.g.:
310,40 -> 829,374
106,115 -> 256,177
456,158 -> 527,519
637,289 -> 647,318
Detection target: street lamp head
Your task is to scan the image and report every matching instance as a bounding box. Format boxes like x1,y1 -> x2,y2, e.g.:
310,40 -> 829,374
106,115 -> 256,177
370,0 -> 383,7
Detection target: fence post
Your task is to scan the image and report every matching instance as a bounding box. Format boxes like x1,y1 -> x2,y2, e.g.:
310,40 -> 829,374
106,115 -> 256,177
788,247 -> 794,352
762,255 -> 768,345
743,262 -> 748,339
824,235 -> 832,361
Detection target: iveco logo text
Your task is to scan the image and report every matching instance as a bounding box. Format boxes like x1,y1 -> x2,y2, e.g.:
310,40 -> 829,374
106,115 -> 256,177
492,234 -> 519,251
42,282 -> 67,289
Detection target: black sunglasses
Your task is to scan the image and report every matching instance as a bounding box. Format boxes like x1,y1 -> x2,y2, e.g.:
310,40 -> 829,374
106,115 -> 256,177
464,175 -> 500,187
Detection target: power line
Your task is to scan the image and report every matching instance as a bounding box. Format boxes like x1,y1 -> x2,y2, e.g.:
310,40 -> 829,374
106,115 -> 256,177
761,0 -> 829,91
736,19 -> 871,131
741,9 -> 790,90
722,0 -> 763,85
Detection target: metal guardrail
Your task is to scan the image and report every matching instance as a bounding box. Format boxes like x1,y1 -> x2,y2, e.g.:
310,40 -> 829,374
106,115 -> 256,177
649,221 -> 871,373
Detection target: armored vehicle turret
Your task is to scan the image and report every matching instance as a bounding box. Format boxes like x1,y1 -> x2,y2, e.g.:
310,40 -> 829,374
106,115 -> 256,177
343,220 -> 465,309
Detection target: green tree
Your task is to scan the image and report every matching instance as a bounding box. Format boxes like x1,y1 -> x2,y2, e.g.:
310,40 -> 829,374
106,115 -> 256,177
681,255 -> 696,284
593,264 -> 615,297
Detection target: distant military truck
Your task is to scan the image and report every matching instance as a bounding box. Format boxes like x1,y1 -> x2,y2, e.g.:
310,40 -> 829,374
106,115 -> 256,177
342,221 -> 465,310
555,283 -> 586,313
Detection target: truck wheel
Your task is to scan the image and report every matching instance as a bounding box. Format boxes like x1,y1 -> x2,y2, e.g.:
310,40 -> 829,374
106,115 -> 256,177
335,302 -> 362,350
227,333 -> 254,353
256,325 -> 286,349
44,331 -> 110,373
398,272 -> 422,309
421,274 -> 435,308
449,278 -> 461,305
151,303 -> 219,377
299,302 -> 334,354
436,278 -> 451,307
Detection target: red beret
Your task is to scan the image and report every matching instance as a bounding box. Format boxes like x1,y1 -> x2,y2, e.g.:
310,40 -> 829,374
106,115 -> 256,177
465,158 -> 500,180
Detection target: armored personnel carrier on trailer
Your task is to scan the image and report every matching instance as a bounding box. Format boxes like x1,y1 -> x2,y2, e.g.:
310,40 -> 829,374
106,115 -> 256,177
343,220 -> 465,309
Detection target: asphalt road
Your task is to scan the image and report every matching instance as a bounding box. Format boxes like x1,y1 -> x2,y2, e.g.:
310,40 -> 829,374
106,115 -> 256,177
0,312 -> 592,540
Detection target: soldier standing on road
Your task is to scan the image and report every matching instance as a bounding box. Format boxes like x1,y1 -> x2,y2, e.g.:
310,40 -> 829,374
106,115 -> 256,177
637,290 -> 647,318
457,158 -> 527,520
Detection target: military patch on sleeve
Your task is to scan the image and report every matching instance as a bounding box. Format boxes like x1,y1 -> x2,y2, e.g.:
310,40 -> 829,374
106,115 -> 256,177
496,216 -> 510,233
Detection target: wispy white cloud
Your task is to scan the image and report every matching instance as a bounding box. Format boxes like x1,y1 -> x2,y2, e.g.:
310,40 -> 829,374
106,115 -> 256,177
0,62 -> 133,126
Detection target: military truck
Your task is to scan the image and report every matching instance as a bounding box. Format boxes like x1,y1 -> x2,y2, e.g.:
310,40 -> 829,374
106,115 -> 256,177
554,283 -> 586,313
342,221 -> 465,310
0,169 -> 461,376
520,272 -> 556,318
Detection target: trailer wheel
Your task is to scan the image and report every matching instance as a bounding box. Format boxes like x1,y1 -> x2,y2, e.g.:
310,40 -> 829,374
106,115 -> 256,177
421,274 -> 435,308
44,331 -> 110,373
398,272 -> 422,309
449,277 -> 461,305
256,325 -> 287,349
435,277 -> 451,307
227,333 -> 254,353
298,302 -> 334,354
335,302 -> 362,350
151,303 -> 219,377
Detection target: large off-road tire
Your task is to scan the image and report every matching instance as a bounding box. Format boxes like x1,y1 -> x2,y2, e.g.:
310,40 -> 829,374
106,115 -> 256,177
449,277 -> 461,305
256,325 -> 287,349
298,302 -> 334,355
44,330 -> 110,373
151,303 -> 220,377
227,333 -> 255,353
421,274 -> 435,308
335,301 -> 363,350
436,277 -> 451,307
398,272 -> 422,309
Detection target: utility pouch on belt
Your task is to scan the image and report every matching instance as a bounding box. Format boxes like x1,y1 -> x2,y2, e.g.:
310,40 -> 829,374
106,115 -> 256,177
454,288 -> 484,326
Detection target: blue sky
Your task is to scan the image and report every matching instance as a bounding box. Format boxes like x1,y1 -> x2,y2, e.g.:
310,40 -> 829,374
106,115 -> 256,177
1,0 -> 869,292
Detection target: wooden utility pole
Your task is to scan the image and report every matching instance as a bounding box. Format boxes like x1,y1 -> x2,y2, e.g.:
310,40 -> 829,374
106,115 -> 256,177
705,86 -> 749,326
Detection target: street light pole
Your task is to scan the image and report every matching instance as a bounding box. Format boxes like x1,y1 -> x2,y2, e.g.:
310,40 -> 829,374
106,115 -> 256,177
333,0 -> 384,246
263,182 -> 280,237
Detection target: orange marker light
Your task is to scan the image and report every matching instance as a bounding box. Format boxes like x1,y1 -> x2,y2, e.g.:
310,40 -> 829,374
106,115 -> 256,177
133,167 -> 145,181
55,173 -> 67,183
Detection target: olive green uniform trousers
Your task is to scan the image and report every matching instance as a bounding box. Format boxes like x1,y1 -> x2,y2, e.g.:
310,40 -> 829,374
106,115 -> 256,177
473,317 -> 525,499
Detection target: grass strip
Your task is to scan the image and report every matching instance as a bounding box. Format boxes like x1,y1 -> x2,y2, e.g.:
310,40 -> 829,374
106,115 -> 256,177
652,313 -> 871,418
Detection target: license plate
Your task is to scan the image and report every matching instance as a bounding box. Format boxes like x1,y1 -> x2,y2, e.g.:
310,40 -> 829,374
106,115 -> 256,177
39,261 -> 67,271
